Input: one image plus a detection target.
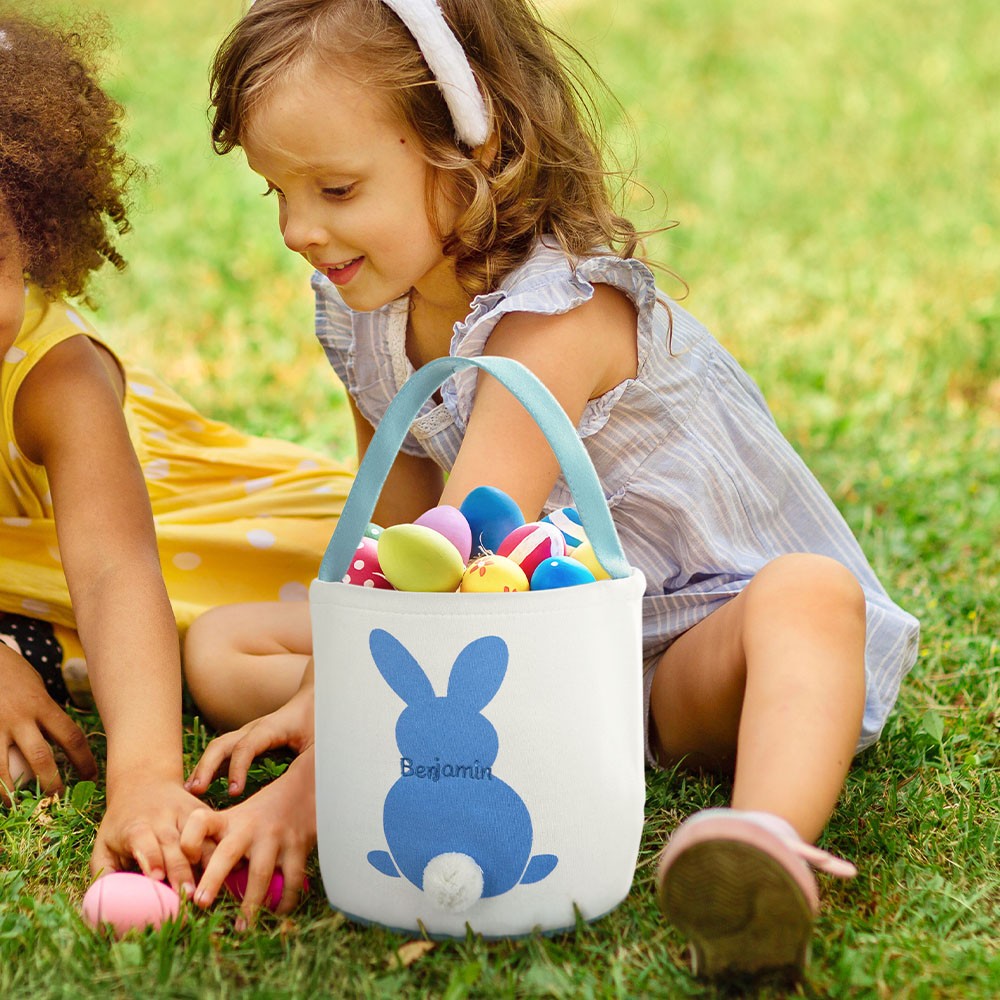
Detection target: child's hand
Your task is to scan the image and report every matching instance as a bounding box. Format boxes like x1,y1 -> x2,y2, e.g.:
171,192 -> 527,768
181,747 -> 316,927
0,643 -> 97,802
90,776 -> 204,894
186,662 -> 315,798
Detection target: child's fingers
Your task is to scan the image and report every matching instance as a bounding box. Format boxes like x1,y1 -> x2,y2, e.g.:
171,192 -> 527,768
159,835 -> 197,896
184,732 -> 241,794
236,847 -> 280,930
222,730 -> 277,796
40,706 -> 97,780
274,851 -> 308,915
194,833 -> 254,911
128,827 -> 167,883
179,807 -> 222,868
11,734 -> 63,797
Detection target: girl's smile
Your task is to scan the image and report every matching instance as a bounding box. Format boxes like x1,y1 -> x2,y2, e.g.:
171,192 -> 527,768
243,60 -> 467,318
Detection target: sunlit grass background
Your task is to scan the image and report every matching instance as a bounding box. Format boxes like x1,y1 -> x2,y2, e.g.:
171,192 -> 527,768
3,0 -> 998,997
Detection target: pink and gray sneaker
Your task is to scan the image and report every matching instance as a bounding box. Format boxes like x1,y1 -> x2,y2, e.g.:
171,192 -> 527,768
655,808 -> 857,981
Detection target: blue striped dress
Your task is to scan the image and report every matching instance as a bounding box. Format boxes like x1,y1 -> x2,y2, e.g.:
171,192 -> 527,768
312,241 -> 919,753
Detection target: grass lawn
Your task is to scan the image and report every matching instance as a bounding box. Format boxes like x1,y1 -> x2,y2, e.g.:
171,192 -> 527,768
3,0 -> 998,997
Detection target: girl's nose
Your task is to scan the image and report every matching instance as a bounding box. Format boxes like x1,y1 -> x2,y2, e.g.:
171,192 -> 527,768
281,204 -> 325,254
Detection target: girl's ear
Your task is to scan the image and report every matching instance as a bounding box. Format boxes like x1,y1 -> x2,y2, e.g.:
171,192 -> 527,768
446,635 -> 508,711
369,629 -> 435,706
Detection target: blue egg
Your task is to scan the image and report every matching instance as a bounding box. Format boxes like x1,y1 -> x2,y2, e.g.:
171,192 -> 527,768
541,506 -> 587,550
459,486 -> 525,555
530,556 -> 597,591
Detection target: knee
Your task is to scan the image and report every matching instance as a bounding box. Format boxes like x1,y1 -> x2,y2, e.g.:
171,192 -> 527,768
750,553 -> 867,630
182,606 -> 239,689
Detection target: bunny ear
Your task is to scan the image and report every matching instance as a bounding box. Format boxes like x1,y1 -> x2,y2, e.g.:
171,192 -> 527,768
446,635 -> 508,711
369,629 -> 435,706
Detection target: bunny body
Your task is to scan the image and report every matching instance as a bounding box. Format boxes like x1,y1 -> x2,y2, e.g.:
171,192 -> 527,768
366,629 -> 558,905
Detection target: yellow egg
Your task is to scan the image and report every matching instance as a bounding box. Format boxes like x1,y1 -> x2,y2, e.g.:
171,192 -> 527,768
377,524 -> 465,592
460,554 -> 530,593
569,540 -> 611,581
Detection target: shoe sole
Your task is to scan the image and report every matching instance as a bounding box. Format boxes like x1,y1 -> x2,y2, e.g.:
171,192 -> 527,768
656,822 -> 817,980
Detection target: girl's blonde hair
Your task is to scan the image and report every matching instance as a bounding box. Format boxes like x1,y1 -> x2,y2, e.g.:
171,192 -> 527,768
210,0 -> 642,296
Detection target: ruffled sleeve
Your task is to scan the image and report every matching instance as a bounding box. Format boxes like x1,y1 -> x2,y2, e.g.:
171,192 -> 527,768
440,243 -> 662,437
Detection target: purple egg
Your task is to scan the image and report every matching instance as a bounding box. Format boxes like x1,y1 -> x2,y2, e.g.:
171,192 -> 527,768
413,505 -> 473,563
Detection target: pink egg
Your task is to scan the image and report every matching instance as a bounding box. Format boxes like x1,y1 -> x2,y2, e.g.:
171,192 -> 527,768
414,505 -> 473,563
341,537 -> 394,589
81,872 -> 180,938
497,522 -> 567,578
460,554 -> 530,593
224,866 -> 310,911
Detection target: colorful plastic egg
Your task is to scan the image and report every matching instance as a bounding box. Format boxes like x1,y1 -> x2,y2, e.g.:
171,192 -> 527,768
378,523 -> 465,592
459,486 -> 525,555
541,506 -> 587,551
530,556 -> 597,590
460,554 -> 530,593
363,522 -> 384,541
497,521 -> 566,579
414,505 -> 473,563
224,866 -> 310,911
7,745 -> 33,789
81,872 -> 180,938
341,537 -> 394,589
569,539 -> 611,581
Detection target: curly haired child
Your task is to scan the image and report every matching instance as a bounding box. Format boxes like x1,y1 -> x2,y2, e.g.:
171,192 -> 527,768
179,0 -> 919,975
0,6 -> 353,888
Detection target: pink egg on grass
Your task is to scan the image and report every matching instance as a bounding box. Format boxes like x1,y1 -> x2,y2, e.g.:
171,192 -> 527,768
414,505 -> 473,563
81,872 -> 180,938
341,537 -> 394,589
224,866 -> 310,911
497,521 -> 566,579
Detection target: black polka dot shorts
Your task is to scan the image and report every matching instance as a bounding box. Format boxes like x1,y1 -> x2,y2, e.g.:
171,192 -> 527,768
0,614 -> 70,704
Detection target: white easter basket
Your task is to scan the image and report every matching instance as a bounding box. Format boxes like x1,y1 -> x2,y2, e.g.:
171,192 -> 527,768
311,356 -> 646,938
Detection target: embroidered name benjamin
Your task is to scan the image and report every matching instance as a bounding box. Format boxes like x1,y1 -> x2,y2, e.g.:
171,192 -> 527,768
400,757 -> 494,782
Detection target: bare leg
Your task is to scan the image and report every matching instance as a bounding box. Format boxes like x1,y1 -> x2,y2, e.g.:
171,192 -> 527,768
649,553 -> 867,842
183,602 -> 312,732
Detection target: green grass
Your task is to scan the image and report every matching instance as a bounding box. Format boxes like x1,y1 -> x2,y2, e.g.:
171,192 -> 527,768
4,0 -> 998,996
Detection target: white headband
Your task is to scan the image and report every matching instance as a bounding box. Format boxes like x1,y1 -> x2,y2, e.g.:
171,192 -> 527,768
249,0 -> 489,146
381,0 -> 489,147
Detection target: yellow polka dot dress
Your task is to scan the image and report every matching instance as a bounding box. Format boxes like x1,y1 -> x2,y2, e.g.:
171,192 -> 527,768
1,285 -> 353,703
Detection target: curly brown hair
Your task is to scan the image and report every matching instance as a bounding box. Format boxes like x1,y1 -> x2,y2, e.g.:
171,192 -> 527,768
209,0 -> 646,297
0,8 -> 139,302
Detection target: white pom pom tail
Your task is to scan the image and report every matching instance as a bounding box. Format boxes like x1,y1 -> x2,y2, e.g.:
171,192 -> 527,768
422,852 -> 484,913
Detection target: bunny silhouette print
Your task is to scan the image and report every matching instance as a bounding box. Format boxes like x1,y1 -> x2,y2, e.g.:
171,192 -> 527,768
365,629 -> 558,913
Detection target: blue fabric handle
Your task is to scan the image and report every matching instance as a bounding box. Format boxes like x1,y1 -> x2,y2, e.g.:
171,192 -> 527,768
318,356 -> 630,582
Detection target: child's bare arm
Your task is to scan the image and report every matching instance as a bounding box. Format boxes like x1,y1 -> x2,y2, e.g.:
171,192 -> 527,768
14,335 -> 201,888
440,284 -> 638,517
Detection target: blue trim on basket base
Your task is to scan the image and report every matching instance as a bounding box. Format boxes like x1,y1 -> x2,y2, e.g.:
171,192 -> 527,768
326,899 -> 626,941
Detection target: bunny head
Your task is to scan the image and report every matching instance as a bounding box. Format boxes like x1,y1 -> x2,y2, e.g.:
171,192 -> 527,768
368,629 -> 508,766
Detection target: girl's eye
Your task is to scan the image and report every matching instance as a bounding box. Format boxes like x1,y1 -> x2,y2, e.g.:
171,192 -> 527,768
262,183 -> 283,198
323,184 -> 356,200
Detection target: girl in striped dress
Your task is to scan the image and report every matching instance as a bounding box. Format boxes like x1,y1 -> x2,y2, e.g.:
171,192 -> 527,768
181,0 -> 919,975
